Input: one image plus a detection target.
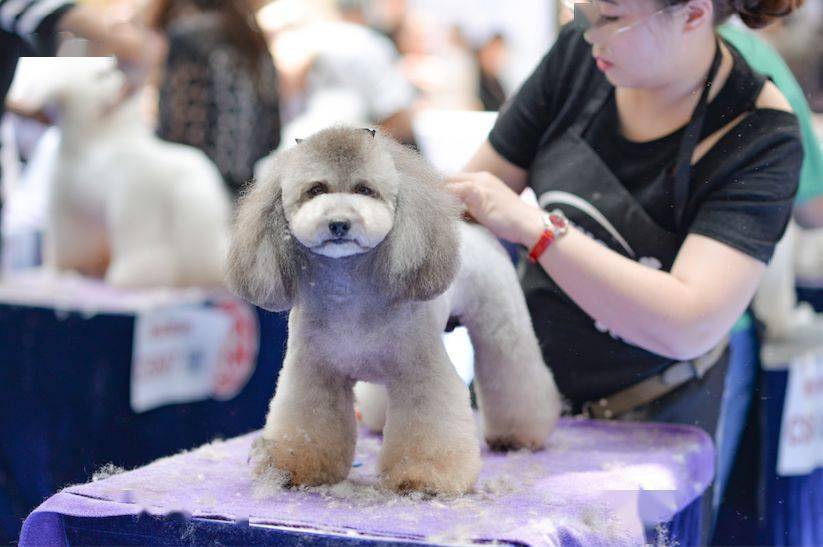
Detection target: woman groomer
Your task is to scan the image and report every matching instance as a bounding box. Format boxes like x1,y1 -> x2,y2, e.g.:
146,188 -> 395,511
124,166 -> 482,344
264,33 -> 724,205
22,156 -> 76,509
448,0 -> 803,437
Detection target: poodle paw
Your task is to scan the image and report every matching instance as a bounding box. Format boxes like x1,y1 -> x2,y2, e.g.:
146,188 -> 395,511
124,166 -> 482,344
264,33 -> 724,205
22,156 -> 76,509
381,448 -> 481,496
249,433 -> 351,487
485,431 -> 547,452
481,375 -> 561,452
483,411 -> 559,452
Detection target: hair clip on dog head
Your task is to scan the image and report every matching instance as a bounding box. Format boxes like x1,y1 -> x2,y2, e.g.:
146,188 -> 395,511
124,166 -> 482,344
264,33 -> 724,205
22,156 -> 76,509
296,128 -> 374,146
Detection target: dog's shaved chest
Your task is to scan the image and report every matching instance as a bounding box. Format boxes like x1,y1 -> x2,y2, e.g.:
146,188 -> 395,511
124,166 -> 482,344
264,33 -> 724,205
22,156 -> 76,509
289,299 -> 422,383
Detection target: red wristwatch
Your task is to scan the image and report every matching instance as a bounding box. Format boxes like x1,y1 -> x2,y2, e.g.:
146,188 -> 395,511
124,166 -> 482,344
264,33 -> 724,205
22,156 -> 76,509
527,209 -> 569,263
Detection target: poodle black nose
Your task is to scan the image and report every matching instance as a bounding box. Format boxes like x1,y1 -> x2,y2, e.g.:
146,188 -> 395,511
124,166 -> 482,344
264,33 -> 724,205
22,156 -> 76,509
328,220 -> 350,238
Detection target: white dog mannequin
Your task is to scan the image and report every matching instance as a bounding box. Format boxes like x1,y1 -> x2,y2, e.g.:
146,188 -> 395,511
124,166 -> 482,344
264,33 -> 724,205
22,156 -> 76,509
753,221 -> 817,340
228,126 -> 561,495
18,57 -> 231,287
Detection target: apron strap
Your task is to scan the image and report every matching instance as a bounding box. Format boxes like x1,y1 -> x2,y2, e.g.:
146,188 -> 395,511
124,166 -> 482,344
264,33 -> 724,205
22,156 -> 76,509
536,73 -> 613,150
569,80 -> 613,136
671,37 -> 724,231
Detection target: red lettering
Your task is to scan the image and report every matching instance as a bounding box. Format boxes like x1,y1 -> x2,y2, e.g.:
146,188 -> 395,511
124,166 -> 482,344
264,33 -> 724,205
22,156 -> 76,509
787,415 -> 814,445
149,322 -> 191,338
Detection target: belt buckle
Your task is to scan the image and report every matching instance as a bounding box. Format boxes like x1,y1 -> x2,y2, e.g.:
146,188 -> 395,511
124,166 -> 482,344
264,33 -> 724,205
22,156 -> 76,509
661,361 -> 696,386
581,398 -> 614,419
581,401 -> 595,419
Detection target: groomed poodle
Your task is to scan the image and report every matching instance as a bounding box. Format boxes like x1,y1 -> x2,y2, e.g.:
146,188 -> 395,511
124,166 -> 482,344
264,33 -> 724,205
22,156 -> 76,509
228,126 -> 561,495
21,57 -> 231,287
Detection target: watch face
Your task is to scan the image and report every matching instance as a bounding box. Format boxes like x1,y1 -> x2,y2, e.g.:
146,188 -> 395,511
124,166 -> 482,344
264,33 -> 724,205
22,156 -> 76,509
549,213 -> 567,229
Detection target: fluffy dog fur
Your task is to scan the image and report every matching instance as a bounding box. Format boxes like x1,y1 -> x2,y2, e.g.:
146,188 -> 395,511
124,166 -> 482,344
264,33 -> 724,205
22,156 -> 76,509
31,58 -> 231,287
228,126 -> 561,495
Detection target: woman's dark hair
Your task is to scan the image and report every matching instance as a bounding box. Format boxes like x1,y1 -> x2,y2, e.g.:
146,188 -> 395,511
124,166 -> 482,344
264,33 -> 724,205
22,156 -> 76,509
662,0 -> 805,28
145,0 -> 271,68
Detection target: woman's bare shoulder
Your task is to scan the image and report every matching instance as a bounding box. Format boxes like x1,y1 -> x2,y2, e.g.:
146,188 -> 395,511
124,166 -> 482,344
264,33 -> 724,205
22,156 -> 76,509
755,80 -> 793,113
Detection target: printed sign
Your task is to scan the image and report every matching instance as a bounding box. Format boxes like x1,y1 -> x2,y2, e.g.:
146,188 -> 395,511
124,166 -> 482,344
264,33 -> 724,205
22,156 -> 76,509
130,299 -> 259,413
777,350 -> 823,476
212,298 -> 260,400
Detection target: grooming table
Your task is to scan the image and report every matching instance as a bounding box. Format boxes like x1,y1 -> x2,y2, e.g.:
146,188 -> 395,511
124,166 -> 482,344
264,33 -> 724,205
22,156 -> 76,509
21,418 -> 714,546
0,271 -> 288,542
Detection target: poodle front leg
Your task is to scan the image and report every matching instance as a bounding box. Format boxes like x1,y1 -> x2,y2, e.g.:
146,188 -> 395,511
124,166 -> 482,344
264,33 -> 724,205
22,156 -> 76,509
251,354 -> 357,487
106,246 -> 179,288
45,210 -> 110,277
380,351 -> 481,495
106,183 -> 180,287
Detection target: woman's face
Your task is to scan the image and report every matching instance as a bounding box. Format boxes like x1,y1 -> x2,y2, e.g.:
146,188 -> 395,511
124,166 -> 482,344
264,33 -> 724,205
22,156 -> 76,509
581,0 -> 689,88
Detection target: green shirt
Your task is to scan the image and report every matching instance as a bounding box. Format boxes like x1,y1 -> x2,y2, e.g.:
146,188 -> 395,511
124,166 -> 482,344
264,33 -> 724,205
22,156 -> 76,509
719,24 -> 823,333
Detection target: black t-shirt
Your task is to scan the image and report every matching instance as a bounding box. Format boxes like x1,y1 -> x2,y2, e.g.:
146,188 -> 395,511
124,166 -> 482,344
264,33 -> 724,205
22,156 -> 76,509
489,24 -> 802,264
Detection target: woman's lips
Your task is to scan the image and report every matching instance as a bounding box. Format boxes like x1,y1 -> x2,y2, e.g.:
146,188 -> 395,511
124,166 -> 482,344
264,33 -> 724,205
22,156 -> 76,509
595,57 -> 613,71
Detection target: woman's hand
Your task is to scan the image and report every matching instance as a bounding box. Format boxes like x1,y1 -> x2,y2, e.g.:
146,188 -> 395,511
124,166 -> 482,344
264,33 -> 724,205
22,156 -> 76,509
446,171 -> 544,248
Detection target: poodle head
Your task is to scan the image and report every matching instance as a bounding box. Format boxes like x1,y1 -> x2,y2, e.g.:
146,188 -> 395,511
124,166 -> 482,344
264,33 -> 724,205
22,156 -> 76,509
282,127 -> 398,258
227,126 -> 461,309
9,57 -> 137,132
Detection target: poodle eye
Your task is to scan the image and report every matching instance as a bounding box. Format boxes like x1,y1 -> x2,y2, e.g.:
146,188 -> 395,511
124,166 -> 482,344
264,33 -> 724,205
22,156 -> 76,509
354,183 -> 376,197
306,183 -> 327,198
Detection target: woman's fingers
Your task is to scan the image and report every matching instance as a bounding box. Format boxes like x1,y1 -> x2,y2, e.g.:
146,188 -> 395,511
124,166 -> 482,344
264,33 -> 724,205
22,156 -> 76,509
447,180 -> 482,207
446,181 -> 473,216
446,180 -> 469,198
447,172 -> 485,185
447,170 -> 538,244
450,182 -> 491,228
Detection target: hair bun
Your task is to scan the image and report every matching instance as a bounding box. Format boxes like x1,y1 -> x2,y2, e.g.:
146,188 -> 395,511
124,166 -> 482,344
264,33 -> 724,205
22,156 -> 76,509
731,0 -> 805,28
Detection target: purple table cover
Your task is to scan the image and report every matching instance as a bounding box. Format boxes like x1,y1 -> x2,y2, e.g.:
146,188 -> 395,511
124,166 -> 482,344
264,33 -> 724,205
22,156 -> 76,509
20,418 -> 713,546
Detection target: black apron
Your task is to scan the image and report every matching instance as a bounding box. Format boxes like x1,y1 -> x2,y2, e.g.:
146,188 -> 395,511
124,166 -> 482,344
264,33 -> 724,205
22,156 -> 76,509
522,39 -> 758,433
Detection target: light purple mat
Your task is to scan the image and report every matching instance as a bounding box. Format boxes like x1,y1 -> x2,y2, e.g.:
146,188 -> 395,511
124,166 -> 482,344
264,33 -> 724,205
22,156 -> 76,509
20,418 -> 713,545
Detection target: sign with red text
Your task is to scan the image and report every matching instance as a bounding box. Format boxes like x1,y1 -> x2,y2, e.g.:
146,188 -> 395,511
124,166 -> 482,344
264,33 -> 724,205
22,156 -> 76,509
211,298 -> 259,400
777,350 -> 823,476
130,299 -> 259,413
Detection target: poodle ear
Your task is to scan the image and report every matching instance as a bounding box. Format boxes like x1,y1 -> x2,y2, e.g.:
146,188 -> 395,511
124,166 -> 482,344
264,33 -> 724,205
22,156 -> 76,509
375,143 -> 461,302
226,155 -> 301,312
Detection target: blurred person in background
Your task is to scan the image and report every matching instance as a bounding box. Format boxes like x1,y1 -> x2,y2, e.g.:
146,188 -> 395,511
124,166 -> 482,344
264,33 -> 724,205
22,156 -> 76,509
758,3 -> 823,112
394,14 -> 481,110
145,0 -> 280,201
363,0 -> 407,45
476,32 -> 508,111
337,0 -> 372,25
1,0 -> 162,265
718,21 -> 823,227
262,0 -> 417,145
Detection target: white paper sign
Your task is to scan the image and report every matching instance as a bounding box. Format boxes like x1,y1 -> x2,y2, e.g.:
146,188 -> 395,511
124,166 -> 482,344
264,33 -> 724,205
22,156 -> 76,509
777,350 -> 823,476
130,300 -> 258,413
